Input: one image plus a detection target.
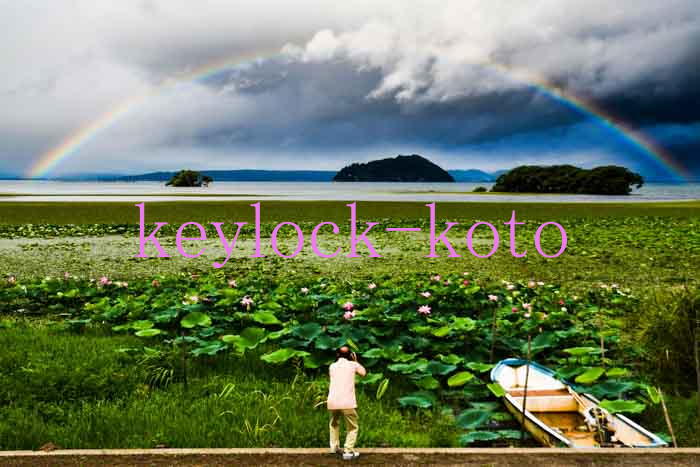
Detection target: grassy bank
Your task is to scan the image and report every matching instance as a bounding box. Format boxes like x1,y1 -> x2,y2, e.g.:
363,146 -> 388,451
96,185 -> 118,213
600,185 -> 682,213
0,200 -> 699,224
0,320 -> 455,450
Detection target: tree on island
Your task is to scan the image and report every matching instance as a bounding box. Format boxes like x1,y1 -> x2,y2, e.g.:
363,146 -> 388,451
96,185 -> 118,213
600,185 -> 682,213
333,154 -> 455,182
166,170 -> 213,187
491,165 -> 644,195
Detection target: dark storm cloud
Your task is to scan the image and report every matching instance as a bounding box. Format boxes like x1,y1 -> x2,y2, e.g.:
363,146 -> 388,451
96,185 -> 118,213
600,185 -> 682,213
192,59 -> 582,148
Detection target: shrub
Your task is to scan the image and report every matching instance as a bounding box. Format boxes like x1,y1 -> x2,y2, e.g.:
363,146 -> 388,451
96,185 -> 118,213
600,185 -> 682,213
642,392 -> 699,447
491,165 -> 643,195
632,286 -> 699,395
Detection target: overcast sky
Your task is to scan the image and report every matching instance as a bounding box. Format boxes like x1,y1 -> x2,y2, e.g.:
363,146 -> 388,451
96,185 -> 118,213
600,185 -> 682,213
0,0 -> 698,178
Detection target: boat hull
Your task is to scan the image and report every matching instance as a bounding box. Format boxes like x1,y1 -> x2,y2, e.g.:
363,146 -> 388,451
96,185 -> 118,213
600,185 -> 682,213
501,393 -> 570,447
490,358 -> 667,448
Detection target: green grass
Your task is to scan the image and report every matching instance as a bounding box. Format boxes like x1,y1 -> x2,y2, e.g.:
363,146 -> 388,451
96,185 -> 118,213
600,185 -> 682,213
1,200 -> 697,290
0,214 -> 697,290
0,200 -> 699,224
640,391 -> 700,447
0,319 -> 456,450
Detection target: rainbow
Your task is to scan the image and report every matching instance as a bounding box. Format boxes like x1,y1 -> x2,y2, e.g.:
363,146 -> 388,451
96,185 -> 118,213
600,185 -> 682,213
28,49 -> 285,179
484,62 -> 692,181
27,52 -> 692,181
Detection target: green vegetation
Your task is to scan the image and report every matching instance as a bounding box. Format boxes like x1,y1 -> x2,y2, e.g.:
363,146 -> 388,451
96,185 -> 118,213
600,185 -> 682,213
492,165 -> 644,195
472,186 -> 488,193
0,271 -> 670,447
0,200 -> 698,225
166,170 -> 213,187
0,199 -> 698,449
0,320 -> 449,449
334,155 -> 455,182
633,287 -> 700,395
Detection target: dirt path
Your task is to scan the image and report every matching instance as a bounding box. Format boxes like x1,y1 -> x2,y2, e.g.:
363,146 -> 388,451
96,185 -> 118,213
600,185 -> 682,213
2,448 -> 699,466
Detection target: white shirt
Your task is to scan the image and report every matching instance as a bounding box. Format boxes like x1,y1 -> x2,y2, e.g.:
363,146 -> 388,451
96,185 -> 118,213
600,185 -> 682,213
327,358 -> 366,410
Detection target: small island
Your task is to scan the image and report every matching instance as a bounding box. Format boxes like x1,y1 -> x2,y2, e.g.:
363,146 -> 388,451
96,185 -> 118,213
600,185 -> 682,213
333,155 -> 455,182
491,165 -> 644,195
166,170 -> 213,187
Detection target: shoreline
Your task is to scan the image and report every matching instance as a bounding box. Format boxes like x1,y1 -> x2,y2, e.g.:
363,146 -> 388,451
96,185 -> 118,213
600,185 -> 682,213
1,199 -> 698,225
1,195 -> 698,204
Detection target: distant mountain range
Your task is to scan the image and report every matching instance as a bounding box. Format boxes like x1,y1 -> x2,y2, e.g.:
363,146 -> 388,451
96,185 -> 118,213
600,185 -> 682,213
8,168 -> 506,183
114,170 -> 337,182
0,169 -> 693,183
120,168 -> 505,182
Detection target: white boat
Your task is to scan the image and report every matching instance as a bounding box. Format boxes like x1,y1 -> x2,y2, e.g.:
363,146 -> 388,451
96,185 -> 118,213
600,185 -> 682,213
490,358 -> 667,448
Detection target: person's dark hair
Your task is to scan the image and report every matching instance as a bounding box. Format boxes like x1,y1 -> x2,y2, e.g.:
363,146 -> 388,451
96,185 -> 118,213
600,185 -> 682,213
337,346 -> 352,359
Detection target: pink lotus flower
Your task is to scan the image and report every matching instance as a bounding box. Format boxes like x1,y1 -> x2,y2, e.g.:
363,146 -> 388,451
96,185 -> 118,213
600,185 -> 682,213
114,281 -> 128,288
420,291 -> 431,298
342,302 -> 354,311
418,305 -> 432,315
228,279 -> 237,288
343,310 -> 356,320
558,299 -> 565,306
506,284 -> 515,290
522,303 -> 533,311
368,283 -> 377,290
488,294 -> 499,302
240,296 -> 254,309
63,272 -> 71,280
443,280 -> 451,285
7,275 -> 16,285
528,281 -> 536,288
151,279 -> 161,288
463,280 -> 470,286
430,275 -> 441,282
98,276 -> 111,286
300,287 -> 309,294
524,312 -> 532,318
511,307 -> 519,313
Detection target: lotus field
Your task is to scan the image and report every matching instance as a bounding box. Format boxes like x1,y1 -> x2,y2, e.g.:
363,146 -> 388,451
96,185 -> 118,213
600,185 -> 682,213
0,270 -> 657,445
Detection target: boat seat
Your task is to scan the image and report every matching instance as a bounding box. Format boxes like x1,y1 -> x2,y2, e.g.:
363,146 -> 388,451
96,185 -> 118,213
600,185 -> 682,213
508,388 -> 570,397
511,395 -> 579,412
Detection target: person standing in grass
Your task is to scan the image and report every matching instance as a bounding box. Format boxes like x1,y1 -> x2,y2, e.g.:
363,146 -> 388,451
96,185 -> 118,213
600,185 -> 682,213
328,346 -> 366,460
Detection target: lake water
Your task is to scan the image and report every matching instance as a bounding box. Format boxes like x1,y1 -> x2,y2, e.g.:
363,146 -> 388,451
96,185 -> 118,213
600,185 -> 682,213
0,180 -> 698,203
